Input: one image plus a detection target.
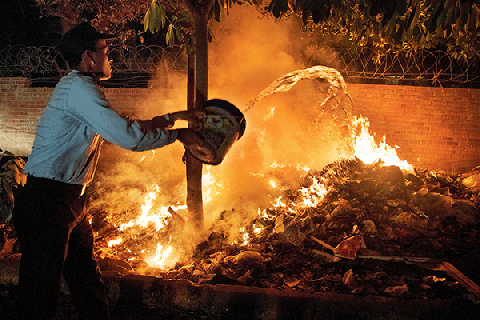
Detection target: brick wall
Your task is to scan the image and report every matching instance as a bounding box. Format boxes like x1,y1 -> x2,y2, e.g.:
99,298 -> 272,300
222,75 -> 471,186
0,77 -> 171,157
1,77 -> 479,173
348,84 -> 480,173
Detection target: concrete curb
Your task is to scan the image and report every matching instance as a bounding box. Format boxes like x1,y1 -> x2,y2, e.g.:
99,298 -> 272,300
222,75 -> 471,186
2,258 -> 480,319
102,273 -> 480,320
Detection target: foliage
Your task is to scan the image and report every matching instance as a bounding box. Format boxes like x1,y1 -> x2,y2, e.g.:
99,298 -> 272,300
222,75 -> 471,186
35,0 -> 251,48
35,0 -> 153,40
262,0 -> 480,63
142,0 -> 257,46
35,0 -> 258,48
34,0 -> 480,65
0,149 -> 27,223
143,1 -> 191,46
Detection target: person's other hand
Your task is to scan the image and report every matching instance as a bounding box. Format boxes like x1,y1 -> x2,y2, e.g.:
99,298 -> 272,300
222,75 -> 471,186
176,128 -> 205,146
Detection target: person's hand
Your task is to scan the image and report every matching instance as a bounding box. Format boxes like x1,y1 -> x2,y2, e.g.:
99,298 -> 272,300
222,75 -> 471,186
152,115 -> 172,129
170,111 -> 205,131
152,111 -> 205,130
176,128 -> 205,147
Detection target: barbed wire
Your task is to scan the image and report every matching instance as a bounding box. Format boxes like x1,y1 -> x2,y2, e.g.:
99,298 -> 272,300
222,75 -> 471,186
0,44 -> 187,87
337,48 -> 480,87
0,44 -> 479,88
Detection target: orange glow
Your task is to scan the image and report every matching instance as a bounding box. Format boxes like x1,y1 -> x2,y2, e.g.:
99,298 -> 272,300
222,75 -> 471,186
106,184 -> 188,270
297,177 -> 328,208
107,238 -> 122,247
118,185 -> 173,232
203,170 -> 223,203
352,116 -> 413,172
146,243 -> 174,269
94,57 -> 414,270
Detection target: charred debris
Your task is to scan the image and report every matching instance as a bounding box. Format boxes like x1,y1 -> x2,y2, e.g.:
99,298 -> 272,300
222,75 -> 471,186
92,158 -> 480,303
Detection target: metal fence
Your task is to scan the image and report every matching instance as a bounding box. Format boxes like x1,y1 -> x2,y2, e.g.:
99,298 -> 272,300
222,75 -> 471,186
1,44 -> 479,88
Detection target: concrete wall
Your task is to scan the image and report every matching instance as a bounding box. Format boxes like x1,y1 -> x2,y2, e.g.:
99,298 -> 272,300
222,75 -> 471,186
1,77 -> 479,173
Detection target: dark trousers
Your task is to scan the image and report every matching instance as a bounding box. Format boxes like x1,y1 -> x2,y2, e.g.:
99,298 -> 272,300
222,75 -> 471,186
12,176 -> 110,320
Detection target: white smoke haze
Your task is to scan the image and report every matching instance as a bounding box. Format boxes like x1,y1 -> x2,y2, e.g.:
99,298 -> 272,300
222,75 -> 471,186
90,5 -> 353,268
205,5 -> 350,220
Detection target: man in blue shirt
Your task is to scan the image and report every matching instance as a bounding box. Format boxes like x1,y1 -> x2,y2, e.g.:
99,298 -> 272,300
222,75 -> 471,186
12,22 -> 204,320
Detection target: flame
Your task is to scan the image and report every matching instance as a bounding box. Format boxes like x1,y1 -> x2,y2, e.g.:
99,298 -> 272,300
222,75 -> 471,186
107,238 -> 122,247
352,116 -> 413,172
203,170 -> 223,203
297,177 -> 328,208
106,184 -> 188,270
119,185 -> 174,232
104,169 -> 227,270
241,229 -> 250,245
233,115 -> 414,247
105,114 -> 414,265
146,243 -> 174,268
98,94 -> 415,271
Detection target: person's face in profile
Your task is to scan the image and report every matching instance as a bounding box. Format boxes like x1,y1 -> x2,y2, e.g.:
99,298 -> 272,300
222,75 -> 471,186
89,39 -> 113,80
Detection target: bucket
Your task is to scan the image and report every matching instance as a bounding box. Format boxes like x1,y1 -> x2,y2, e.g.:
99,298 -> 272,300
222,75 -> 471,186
186,99 -> 246,165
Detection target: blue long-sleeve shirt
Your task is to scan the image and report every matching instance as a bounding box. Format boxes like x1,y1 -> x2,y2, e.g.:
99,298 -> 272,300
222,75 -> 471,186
25,70 -> 178,186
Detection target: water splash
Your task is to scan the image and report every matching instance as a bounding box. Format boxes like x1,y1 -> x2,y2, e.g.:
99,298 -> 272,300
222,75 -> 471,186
243,65 -> 353,119
242,64 -> 412,172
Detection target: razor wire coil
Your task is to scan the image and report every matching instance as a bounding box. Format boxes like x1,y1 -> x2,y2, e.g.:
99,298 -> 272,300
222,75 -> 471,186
0,44 -> 478,88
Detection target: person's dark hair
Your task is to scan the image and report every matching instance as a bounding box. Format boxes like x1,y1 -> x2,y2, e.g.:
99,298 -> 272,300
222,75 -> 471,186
58,38 -> 96,68
55,22 -> 115,68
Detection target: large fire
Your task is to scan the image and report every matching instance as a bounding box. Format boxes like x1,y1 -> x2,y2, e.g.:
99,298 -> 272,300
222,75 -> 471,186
99,109 -> 413,271
94,65 -> 416,272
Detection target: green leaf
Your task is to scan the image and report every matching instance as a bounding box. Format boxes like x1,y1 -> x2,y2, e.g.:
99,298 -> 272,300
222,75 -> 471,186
460,0 -> 472,26
149,2 -> 157,33
143,8 -> 150,32
175,15 -> 190,23
156,2 -> 166,29
143,0 -> 166,34
436,9 -> 447,29
406,0 -> 421,39
175,27 -> 183,42
444,6 -> 455,28
426,0 -> 446,33
161,3 -> 167,27
152,3 -> 162,32
166,24 -> 175,46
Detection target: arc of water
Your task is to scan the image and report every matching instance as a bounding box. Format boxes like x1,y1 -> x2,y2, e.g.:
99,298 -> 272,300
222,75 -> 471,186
243,65 -> 352,117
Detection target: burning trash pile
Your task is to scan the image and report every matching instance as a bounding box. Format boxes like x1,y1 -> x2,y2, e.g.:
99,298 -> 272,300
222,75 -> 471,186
2,65 -> 480,308
92,157 -> 480,303
88,65 -> 480,303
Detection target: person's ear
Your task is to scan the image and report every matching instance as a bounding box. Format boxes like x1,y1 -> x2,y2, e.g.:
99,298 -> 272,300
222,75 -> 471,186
85,50 -> 96,64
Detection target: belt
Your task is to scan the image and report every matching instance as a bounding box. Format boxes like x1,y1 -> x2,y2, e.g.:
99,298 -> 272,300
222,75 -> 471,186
26,176 -> 86,197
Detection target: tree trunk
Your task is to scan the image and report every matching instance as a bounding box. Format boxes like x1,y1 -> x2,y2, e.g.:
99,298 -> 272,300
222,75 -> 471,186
186,12 -> 209,231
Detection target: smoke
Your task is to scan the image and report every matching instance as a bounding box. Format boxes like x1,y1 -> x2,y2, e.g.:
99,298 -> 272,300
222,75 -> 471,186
90,5 -> 352,264
204,5 -> 350,225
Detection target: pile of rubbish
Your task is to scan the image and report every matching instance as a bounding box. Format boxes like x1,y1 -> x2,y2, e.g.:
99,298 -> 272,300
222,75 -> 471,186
2,157 -> 480,303
94,158 -> 480,303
